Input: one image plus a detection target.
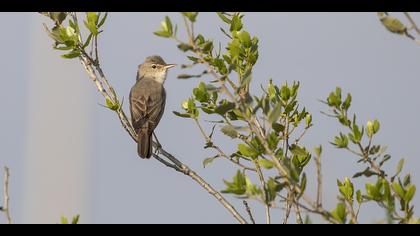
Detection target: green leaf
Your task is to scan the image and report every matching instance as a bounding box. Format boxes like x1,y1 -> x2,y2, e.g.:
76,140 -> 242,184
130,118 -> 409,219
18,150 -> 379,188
290,145 -> 311,169
240,69 -> 252,88
352,167 -> 377,178
216,12 -> 231,24
43,24 -> 64,43
305,114 -> 312,127
356,190 -> 362,204
173,111 -> 192,118
182,12 -> 198,22
267,80 -> 277,100
177,74 -> 198,79
380,15 -> 406,34
268,103 -> 282,125
341,93 -> 352,110
392,181 -> 406,200
237,31 -> 251,48
203,156 -> 217,168
82,33 -> 93,49
272,123 -> 285,133
154,16 -> 174,38
61,50 -> 81,59
405,185 -> 416,203
349,123 -> 363,144
245,177 -> 262,198
86,12 -> 99,25
222,170 -> 247,195
258,158 -> 274,169
238,144 -> 258,159
105,98 -> 120,111
60,216 -> 69,224
365,182 -> 380,200
314,145 -> 322,157
193,82 -> 210,102
331,203 -> 347,224
71,215 -> 80,224
367,120 -> 380,138
164,16 -> 173,35
227,39 -> 241,59
392,159 -> 405,181
97,12 -> 108,28
290,144 -> 307,157
267,132 -> 280,150
221,125 -> 239,139
280,85 -> 291,101
338,177 -> 354,202
266,178 -> 282,202
403,174 -> 412,187
215,101 -> 235,115
333,133 -> 349,149
177,43 -> 194,52
379,154 -> 392,167
327,91 -> 341,108
298,173 -> 307,199
49,12 -> 67,24
54,45 -> 74,51
230,13 -> 243,32
84,20 -> 98,36
154,30 -> 172,38
373,120 -> 380,134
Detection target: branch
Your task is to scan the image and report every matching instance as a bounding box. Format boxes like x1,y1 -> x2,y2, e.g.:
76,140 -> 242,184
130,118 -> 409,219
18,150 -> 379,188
315,150 -> 323,208
75,36 -> 247,224
252,159 -> 271,224
404,12 -> 420,35
294,201 -> 304,224
283,193 -> 292,224
243,200 -> 256,224
1,166 -> 11,224
193,119 -> 256,172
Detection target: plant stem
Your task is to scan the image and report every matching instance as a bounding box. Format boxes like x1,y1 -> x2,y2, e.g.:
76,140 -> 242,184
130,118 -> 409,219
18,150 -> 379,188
1,167 -> 11,224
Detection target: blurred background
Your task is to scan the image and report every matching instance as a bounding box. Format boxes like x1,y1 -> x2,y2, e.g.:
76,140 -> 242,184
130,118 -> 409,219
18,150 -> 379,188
0,12 -> 419,224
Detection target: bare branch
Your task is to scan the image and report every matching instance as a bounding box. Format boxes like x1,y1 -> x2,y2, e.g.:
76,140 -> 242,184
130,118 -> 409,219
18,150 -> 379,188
252,159 -> 271,224
243,200 -> 256,224
1,166 -> 11,224
404,12 -> 420,35
315,150 -> 323,208
294,200 -> 304,224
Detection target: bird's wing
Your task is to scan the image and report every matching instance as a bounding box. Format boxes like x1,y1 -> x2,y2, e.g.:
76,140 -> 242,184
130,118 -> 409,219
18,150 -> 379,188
129,79 -> 166,133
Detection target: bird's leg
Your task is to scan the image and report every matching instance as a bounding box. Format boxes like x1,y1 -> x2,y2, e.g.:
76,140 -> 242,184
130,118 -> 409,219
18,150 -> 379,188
153,132 -> 162,155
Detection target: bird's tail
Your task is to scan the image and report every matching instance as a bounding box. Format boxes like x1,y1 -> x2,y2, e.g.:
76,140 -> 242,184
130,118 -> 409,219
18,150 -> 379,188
137,127 -> 153,159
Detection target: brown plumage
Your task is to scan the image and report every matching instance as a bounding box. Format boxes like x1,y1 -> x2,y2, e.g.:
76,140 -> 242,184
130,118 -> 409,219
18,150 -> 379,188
129,55 -> 175,159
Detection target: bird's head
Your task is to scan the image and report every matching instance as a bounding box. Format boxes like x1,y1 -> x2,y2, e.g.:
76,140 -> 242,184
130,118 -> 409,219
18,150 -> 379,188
137,55 -> 176,84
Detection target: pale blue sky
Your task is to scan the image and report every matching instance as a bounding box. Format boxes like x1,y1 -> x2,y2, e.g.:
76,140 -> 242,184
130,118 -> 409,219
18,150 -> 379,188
1,12 -> 420,224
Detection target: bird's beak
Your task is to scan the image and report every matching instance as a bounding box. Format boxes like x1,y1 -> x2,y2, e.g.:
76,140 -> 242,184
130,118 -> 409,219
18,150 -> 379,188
164,64 -> 176,69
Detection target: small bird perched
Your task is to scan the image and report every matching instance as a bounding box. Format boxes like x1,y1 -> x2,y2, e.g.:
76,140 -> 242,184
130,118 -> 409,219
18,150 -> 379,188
129,55 -> 175,159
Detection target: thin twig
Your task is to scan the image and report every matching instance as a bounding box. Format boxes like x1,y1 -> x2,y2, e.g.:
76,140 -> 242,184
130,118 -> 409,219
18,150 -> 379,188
279,194 -> 339,224
1,166 -> 11,224
347,201 -> 358,224
294,200 -> 304,224
283,194 -> 292,224
243,200 -> 256,224
315,150 -> 323,208
194,119 -> 256,172
294,125 -> 312,145
404,12 -> 420,35
253,159 -> 271,224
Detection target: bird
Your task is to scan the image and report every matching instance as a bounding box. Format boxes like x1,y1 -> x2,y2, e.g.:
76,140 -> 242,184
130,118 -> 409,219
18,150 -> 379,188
129,55 -> 175,159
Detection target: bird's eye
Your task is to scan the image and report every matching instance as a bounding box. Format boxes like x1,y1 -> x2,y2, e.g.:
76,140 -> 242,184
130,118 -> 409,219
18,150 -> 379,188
152,65 -> 157,69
